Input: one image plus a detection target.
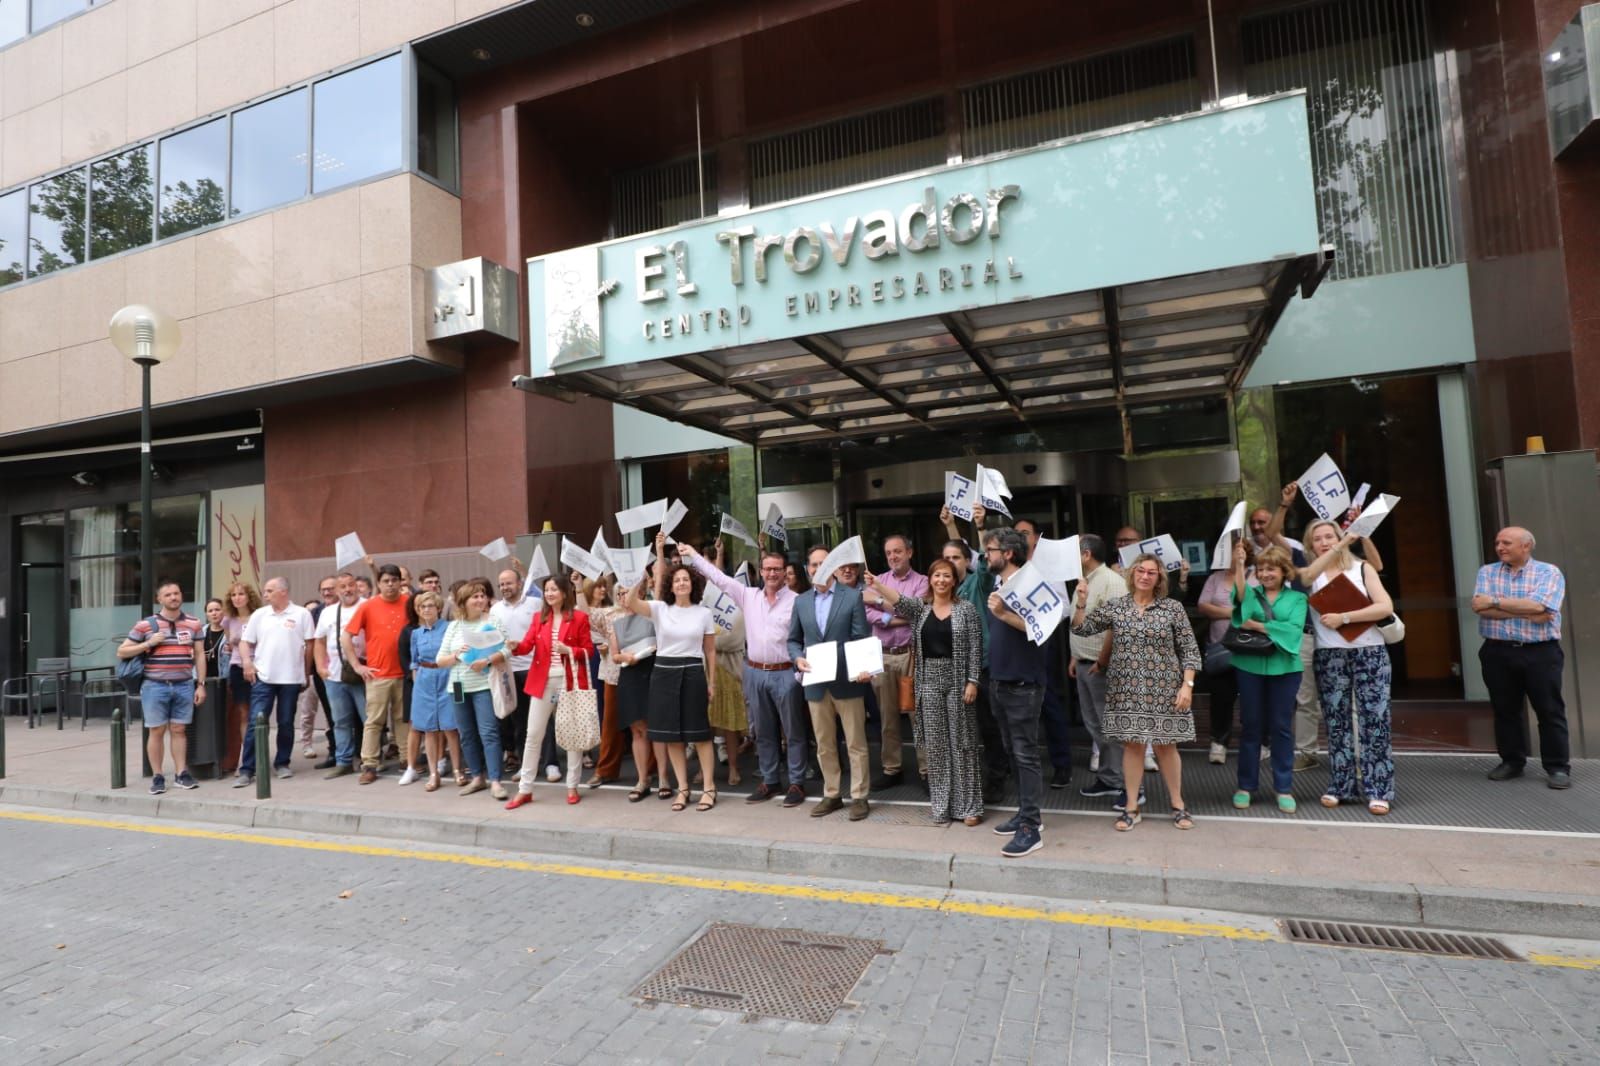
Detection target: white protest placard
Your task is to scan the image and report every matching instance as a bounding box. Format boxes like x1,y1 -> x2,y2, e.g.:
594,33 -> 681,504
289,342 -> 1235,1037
761,502 -> 788,544
1348,482 -> 1371,515
1211,501 -> 1249,571
719,512 -> 757,547
588,528 -> 613,576
812,535 -> 865,589
944,471 -> 975,522
1032,535 -> 1083,583
334,532 -> 366,570
1118,533 -> 1183,573
844,637 -> 885,679
975,463 -> 1012,517
560,537 -> 608,582
800,641 -> 838,687
606,546 -> 654,589
662,499 -> 688,539
1298,453 -> 1351,522
521,544 -> 552,596
701,582 -> 741,633
735,561 -> 751,586
997,562 -> 1069,646
480,537 -> 512,562
615,498 -> 668,536
1345,493 -> 1400,540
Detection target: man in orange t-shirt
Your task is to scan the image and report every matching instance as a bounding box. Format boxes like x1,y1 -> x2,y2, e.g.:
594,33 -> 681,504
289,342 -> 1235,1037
342,564 -> 411,783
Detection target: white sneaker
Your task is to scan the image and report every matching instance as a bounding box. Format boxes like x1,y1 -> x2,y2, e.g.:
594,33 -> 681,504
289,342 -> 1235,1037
302,747 -> 316,758
1209,742 -> 1227,765
398,767 -> 418,786
545,764 -> 560,782
274,766 -> 293,780
1143,746 -> 1157,773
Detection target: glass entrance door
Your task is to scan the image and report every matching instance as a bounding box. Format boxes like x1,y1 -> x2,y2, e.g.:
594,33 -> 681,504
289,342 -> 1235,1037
1127,490 -> 1234,606
16,512 -> 67,676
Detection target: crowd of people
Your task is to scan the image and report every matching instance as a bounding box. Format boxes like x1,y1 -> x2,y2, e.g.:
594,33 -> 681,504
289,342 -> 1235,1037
118,492 -> 1571,858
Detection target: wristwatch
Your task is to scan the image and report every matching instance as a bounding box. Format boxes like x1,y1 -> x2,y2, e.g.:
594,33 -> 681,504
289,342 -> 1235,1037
1184,679 -> 1195,687
1491,596 -> 1501,610
1341,613 -> 1351,626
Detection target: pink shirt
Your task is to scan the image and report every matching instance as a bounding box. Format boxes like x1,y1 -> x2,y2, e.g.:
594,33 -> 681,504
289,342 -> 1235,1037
689,554 -> 798,665
866,568 -> 929,651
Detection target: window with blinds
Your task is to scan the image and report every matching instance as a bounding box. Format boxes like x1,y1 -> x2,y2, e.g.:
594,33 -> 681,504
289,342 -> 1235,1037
962,37 -> 1202,159
609,153 -> 717,239
748,98 -> 946,208
1243,0 -> 1456,280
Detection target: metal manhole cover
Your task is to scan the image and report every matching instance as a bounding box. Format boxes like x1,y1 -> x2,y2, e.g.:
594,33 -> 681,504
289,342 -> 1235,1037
864,803 -> 947,827
1281,919 -> 1521,961
633,922 -> 886,1023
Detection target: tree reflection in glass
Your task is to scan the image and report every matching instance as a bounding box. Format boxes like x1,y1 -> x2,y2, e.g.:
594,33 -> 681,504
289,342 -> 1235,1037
90,145 -> 156,260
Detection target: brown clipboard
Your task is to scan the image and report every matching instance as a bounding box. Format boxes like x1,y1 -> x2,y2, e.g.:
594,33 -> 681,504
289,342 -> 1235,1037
1307,572 -> 1374,641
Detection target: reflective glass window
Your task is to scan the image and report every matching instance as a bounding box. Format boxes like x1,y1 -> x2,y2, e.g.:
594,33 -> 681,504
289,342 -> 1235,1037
416,61 -> 458,189
312,55 -> 402,193
90,144 -> 154,260
0,188 -> 26,285
27,168 -> 86,276
158,118 -> 228,239
0,0 -> 26,47
231,88 -> 308,217
29,0 -> 84,31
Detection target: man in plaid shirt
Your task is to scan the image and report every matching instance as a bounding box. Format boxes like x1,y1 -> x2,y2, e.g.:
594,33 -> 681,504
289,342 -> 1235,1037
1471,527 -> 1569,789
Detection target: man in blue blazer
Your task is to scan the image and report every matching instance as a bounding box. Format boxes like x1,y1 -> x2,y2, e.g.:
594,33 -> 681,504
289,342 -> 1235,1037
788,544 -> 874,820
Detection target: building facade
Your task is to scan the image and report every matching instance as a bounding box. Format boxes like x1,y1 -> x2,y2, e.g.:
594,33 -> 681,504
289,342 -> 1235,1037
2,0 -> 1597,750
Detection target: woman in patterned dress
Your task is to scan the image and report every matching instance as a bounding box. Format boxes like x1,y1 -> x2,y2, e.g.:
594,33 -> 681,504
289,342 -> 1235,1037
1071,553 -> 1202,832
866,560 -> 985,826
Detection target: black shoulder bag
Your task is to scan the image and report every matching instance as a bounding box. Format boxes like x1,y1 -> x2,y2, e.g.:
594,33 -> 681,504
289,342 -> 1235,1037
1221,587 -> 1278,656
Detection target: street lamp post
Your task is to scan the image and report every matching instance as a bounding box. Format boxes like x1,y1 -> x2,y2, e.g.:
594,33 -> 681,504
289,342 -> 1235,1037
108,306 -> 181,616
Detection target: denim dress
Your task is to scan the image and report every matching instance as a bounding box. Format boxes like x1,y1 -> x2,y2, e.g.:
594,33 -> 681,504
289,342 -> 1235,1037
409,620 -> 454,732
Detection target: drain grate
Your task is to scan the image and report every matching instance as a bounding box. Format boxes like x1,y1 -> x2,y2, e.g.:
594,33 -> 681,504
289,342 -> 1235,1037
1281,919 -> 1521,961
633,922 -> 886,1023
864,803 -> 948,827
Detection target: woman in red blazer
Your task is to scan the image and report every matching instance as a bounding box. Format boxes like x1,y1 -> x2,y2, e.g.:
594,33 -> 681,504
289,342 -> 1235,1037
506,574 -> 596,808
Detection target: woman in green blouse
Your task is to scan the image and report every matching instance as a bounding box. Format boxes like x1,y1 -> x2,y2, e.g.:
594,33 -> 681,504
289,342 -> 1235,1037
1230,544 -> 1309,812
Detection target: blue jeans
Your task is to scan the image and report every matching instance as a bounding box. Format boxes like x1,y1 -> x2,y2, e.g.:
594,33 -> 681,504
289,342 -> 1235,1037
990,679 -> 1045,829
452,688 -> 502,782
140,678 -> 195,727
1235,670 -> 1300,794
324,678 -> 368,768
744,666 -> 807,787
241,682 -> 299,772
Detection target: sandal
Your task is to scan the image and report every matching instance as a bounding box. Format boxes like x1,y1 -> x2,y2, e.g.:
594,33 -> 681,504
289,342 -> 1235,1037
455,773 -> 470,788
1114,810 -> 1142,832
627,786 -> 649,802
657,786 -> 674,800
1171,807 -> 1195,830
670,789 -> 690,812
1367,799 -> 1390,816
424,774 -> 441,793
1320,793 -> 1340,808
697,789 -> 718,812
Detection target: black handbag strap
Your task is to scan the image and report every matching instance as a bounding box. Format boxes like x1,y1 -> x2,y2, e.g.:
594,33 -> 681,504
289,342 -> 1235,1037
1253,586 -> 1277,623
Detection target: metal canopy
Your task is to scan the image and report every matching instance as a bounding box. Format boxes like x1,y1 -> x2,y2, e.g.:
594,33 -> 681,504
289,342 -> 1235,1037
543,254 -> 1327,445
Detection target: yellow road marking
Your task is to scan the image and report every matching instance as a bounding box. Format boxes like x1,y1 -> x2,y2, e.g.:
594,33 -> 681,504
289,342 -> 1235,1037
4,807 -> 1596,969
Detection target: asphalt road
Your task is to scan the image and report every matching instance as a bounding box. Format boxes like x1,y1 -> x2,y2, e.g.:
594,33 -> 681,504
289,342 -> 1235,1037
1,809 -> 1597,1065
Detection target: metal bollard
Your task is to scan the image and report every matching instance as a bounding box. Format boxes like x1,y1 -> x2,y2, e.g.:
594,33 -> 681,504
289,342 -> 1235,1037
110,705 -> 126,789
0,700 -> 7,779
254,711 -> 271,800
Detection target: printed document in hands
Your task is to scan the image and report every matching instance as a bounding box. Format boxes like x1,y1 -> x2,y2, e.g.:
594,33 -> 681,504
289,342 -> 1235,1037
761,502 -> 788,544
662,499 -> 688,539
1118,534 -> 1182,572
944,471 -> 976,522
614,498 -> 668,535
521,545 -> 552,597
334,532 -> 366,570
975,463 -> 1013,516
1211,501 -> 1249,571
560,538 -> 607,581
812,536 -> 865,589
1297,453 -> 1351,522
997,562 -> 1069,646
459,621 -> 505,665
1032,535 -> 1082,583
606,546 -> 653,589
480,537 -> 512,561
1345,493 -> 1399,539
702,582 -> 740,634
801,642 -> 838,687
719,512 -> 757,547
844,637 -> 885,679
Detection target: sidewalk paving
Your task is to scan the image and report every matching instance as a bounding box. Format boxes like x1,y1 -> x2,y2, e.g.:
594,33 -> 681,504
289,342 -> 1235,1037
2,717 -> 1596,938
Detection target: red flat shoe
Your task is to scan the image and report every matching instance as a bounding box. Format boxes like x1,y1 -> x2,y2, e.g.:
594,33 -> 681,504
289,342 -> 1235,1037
505,792 -> 533,811
567,791 -> 580,805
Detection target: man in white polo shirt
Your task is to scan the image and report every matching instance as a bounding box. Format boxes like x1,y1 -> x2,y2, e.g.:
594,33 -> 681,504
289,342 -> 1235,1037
235,576 -> 314,786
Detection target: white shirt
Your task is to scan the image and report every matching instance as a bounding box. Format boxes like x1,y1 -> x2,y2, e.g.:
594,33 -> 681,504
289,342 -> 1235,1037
242,603 -> 315,685
647,601 -> 716,659
491,595 -> 538,673
313,598 -> 366,679
1310,560 -> 1384,651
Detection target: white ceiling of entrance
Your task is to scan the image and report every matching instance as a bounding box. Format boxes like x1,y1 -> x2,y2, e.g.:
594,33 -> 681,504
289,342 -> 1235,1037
551,256 -> 1320,445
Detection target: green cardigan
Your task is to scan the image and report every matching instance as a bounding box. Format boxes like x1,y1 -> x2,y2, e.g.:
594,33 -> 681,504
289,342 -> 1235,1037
1229,584 -> 1308,676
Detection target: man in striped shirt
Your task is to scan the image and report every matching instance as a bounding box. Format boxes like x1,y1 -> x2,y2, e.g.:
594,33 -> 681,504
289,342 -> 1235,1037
1471,526 -> 1570,789
117,580 -> 206,795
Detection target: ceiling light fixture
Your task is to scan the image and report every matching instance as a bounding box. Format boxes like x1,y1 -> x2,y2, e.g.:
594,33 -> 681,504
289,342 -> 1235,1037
471,46 -> 492,61
575,13 -> 595,27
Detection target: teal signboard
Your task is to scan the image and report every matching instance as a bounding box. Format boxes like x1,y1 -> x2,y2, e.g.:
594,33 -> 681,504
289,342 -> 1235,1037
527,93 -> 1320,377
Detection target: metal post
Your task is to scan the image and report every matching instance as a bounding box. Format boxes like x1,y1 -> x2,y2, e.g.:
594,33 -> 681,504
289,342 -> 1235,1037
254,711 -> 270,799
139,359 -> 155,617
0,700 -> 7,779
110,705 -> 126,789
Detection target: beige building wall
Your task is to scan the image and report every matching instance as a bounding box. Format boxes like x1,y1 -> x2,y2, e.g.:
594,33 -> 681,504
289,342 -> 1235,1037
0,172 -> 464,435
0,0 -> 518,186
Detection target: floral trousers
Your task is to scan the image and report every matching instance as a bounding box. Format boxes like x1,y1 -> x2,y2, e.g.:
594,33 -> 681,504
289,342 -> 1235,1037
1313,645 -> 1394,802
